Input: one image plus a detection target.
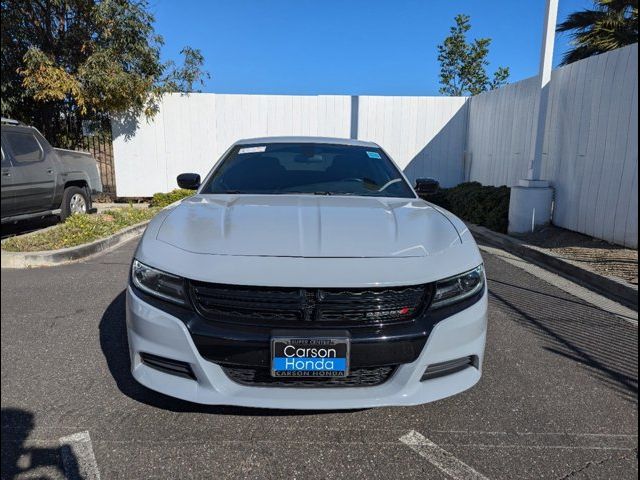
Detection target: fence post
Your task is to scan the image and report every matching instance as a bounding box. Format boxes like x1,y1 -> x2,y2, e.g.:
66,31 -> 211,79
508,0 -> 557,234
350,96 -> 359,140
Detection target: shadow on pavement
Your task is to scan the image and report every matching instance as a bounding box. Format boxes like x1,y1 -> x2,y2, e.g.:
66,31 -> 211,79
99,291 -> 363,416
487,277 -> 638,403
1,216 -> 60,240
1,408 -> 81,480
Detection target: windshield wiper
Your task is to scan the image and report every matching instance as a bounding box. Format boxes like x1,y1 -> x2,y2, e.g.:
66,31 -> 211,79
278,191 -> 335,196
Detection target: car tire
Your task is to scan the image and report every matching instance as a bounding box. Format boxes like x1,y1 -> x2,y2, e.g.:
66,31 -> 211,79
60,186 -> 90,220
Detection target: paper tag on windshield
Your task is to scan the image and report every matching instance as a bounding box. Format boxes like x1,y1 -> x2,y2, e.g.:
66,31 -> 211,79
238,146 -> 266,154
366,151 -> 382,159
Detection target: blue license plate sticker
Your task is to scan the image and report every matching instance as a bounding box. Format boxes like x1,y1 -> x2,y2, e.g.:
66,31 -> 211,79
271,337 -> 350,377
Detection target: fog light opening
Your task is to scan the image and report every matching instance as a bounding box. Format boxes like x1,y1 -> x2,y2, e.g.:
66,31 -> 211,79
139,352 -> 197,380
421,355 -> 478,381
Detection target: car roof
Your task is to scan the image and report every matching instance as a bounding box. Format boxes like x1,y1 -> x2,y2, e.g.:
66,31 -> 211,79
0,123 -> 37,134
233,136 -> 379,148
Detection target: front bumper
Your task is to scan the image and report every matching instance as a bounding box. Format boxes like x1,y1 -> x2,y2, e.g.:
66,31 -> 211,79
126,286 -> 487,409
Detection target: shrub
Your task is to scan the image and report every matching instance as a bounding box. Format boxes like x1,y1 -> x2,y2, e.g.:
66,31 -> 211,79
423,182 -> 510,233
149,189 -> 195,208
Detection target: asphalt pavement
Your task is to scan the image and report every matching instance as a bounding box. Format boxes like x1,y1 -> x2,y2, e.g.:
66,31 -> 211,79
1,238 -> 638,479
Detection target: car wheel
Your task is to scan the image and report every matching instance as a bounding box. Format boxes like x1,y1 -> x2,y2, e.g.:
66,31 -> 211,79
60,186 -> 90,220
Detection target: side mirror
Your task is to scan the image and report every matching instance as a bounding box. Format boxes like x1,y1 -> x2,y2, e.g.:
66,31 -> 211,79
177,173 -> 201,190
414,178 -> 440,196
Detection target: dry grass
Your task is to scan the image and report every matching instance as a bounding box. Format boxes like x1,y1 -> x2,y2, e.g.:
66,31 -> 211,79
522,226 -> 638,285
2,207 -> 159,252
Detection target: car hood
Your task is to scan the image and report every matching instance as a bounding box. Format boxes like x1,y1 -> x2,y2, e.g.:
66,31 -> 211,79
155,195 -> 461,258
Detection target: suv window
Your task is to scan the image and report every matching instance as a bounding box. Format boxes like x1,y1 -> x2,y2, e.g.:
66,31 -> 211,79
5,131 -> 43,163
201,143 -> 415,198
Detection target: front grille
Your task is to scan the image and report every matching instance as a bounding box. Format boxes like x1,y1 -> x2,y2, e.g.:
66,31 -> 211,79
189,281 -> 432,327
222,365 -> 396,388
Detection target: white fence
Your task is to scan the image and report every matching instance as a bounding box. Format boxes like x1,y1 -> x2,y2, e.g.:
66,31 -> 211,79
467,43 -> 638,247
111,94 -> 469,197
112,95 -> 351,197
357,96 -> 468,188
112,44 -> 638,248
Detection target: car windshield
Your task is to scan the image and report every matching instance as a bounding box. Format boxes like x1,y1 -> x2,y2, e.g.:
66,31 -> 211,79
201,143 -> 415,198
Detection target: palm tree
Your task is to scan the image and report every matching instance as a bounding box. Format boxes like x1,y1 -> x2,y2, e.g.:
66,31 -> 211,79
557,0 -> 638,65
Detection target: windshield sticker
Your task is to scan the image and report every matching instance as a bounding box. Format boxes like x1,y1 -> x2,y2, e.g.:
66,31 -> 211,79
366,151 -> 382,159
238,146 -> 266,154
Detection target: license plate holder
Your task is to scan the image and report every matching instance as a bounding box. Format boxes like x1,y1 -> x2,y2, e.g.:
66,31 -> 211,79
271,330 -> 350,378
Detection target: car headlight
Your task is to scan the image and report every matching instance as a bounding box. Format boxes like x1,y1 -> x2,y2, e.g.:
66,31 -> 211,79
431,264 -> 485,309
131,259 -> 187,305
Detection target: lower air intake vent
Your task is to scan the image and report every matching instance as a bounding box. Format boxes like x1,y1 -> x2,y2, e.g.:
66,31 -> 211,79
222,365 -> 395,388
140,352 -> 196,380
421,356 -> 478,381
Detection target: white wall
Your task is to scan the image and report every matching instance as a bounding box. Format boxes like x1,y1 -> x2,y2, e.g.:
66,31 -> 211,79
112,94 -> 353,197
357,96 -> 468,187
112,44 -> 638,247
466,76 -> 539,187
466,43 -> 638,248
112,94 -> 469,197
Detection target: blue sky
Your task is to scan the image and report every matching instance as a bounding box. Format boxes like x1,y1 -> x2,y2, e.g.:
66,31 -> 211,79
151,0 -> 593,96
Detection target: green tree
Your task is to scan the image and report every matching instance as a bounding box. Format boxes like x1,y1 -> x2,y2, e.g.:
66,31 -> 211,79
437,14 -> 510,96
557,0 -> 638,65
0,0 -> 209,146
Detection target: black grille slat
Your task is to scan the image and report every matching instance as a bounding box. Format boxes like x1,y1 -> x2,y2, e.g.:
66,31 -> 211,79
190,281 -> 432,327
198,308 -> 301,322
222,365 -> 395,388
192,283 -> 304,322
317,286 -> 426,323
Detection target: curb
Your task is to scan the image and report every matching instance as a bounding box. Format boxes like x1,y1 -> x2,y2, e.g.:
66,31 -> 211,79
468,224 -> 638,310
1,221 -> 149,269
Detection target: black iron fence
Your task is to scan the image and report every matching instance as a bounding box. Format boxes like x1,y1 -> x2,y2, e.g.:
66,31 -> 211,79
77,130 -> 116,195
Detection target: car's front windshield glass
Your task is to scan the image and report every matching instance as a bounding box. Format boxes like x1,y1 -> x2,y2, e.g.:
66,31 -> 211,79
201,143 -> 415,198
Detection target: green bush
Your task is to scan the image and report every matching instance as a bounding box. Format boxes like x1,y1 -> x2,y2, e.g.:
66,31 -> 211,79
149,189 -> 195,208
422,182 -> 510,233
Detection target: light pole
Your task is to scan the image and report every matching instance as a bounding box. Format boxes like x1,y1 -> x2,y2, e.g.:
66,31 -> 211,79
508,0 -> 558,234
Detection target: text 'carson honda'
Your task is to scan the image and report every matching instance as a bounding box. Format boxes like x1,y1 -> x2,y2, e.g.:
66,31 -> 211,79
127,137 -> 487,409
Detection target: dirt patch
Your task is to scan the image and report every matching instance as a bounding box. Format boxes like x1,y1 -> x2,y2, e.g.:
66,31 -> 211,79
521,225 -> 638,285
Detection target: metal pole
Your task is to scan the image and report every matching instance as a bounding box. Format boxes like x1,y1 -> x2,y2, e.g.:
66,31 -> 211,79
526,0 -> 559,181
509,0 -> 559,234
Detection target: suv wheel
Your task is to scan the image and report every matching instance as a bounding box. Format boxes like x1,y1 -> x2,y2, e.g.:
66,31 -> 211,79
60,186 -> 90,220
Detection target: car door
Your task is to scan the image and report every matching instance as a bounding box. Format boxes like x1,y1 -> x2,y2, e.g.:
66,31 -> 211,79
3,128 -> 56,213
1,142 -> 16,217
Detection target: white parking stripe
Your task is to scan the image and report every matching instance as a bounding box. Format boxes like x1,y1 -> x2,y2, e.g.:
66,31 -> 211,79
59,431 -> 101,480
400,430 -> 489,480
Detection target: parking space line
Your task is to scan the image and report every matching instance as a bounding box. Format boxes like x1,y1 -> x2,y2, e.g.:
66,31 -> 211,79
434,443 -> 636,451
59,431 -> 101,480
431,430 -> 638,437
400,430 -> 489,480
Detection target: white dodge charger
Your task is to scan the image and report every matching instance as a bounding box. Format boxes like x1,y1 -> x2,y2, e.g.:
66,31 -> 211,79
126,137 -> 487,409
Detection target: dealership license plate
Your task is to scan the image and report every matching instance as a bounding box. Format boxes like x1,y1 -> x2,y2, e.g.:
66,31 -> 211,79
271,335 -> 350,378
